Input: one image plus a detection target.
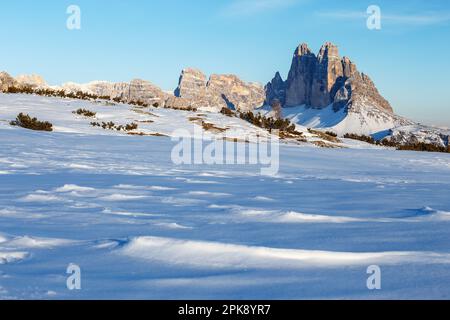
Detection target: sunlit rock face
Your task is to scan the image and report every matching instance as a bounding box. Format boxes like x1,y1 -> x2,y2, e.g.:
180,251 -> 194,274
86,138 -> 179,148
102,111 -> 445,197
175,68 -> 265,111
267,42 -> 393,114
0,72 -> 18,92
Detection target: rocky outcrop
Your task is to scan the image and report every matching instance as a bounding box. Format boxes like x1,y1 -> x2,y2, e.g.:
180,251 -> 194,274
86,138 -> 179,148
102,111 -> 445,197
61,79 -> 169,106
265,72 -> 287,105
267,42 -> 393,114
344,72 -> 393,114
15,74 -> 47,89
0,72 -> 18,92
174,68 -> 207,100
382,125 -> 450,149
283,43 -> 316,107
128,79 -> 169,105
175,68 -> 265,111
164,96 -> 197,110
1,72 -> 48,91
207,74 -> 265,111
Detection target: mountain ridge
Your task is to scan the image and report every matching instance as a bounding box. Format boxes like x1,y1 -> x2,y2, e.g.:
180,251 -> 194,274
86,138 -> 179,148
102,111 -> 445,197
0,41 -> 448,150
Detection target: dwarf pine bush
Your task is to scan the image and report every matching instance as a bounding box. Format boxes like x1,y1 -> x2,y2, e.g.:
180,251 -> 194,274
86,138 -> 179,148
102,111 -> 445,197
10,113 -> 53,132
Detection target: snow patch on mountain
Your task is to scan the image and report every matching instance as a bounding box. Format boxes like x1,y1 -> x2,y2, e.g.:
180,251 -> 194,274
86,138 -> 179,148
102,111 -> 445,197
256,103 -> 413,136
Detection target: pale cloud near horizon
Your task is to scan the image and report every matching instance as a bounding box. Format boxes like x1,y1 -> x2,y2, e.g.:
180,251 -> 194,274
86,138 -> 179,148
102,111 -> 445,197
221,0 -> 302,17
317,10 -> 450,26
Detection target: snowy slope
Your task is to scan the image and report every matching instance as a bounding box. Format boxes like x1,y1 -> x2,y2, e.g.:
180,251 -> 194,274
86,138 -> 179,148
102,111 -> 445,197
386,124 -> 450,147
1,93 -> 450,299
0,93 -> 272,142
0,93 -> 370,149
256,104 -> 347,129
257,103 -> 414,136
1,111 -> 450,299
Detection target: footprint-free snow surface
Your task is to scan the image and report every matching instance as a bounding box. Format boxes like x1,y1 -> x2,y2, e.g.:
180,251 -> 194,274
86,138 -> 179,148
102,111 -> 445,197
1,96 -> 450,299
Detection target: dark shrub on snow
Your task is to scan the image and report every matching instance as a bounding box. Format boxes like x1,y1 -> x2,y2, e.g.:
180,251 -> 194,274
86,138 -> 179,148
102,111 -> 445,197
10,113 -> 53,132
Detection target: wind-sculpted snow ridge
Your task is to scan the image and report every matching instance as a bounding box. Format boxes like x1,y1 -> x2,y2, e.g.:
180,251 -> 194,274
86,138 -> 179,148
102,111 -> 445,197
119,236 -> 450,269
231,207 -> 450,224
2,236 -> 76,249
0,252 -> 29,265
234,209 -> 370,223
0,235 -> 77,265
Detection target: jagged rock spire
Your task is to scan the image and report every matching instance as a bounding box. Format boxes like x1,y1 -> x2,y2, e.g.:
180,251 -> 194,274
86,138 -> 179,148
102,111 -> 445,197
294,43 -> 313,57
274,41 -> 393,113
265,72 -> 287,105
317,42 -> 340,62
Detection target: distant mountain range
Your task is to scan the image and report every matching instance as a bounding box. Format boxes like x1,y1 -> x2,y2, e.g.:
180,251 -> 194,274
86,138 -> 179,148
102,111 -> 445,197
0,41 -> 448,150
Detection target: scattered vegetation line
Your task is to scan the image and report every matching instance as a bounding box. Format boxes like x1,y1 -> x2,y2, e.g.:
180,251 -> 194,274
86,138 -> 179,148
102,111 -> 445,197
164,105 -> 197,112
90,121 -> 138,132
309,129 -> 341,143
220,107 -> 235,117
10,113 -> 53,132
7,85 -> 202,114
344,133 -> 450,154
73,108 -> 96,118
7,86 -> 107,101
397,143 -> 450,153
239,111 -> 301,134
344,133 -> 375,144
239,111 -> 302,137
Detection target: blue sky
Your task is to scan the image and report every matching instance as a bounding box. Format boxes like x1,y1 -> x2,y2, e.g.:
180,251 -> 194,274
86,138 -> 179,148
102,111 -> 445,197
0,0 -> 449,126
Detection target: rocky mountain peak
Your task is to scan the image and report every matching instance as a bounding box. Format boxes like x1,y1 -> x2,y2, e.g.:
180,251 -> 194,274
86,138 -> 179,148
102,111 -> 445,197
317,42 -> 340,62
273,71 -> 283,83
341,56 -> 358,78
267,41 -> 393,114
295,43 -> 313,57
265,72 -> 287,105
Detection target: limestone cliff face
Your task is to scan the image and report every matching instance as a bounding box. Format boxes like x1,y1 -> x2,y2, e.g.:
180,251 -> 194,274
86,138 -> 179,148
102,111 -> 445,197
61,79 -> 169,106
311,42 -> 344,108
128,79 -> 169,105
1,73 -> 48,91
175,68 -> 265,111
59,69 -> 265,111
344,72 -> 393,114
266,42 -> 393,114
284,43 -> 316,107
174,68 -> 207,100
0,72 -> 17,91
15,74 -> 47,89
265,72 -> 287,106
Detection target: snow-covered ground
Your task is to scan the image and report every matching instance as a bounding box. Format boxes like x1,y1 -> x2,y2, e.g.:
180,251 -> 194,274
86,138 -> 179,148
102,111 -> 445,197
0,93 -> 275,142
1,94 -> 450,299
